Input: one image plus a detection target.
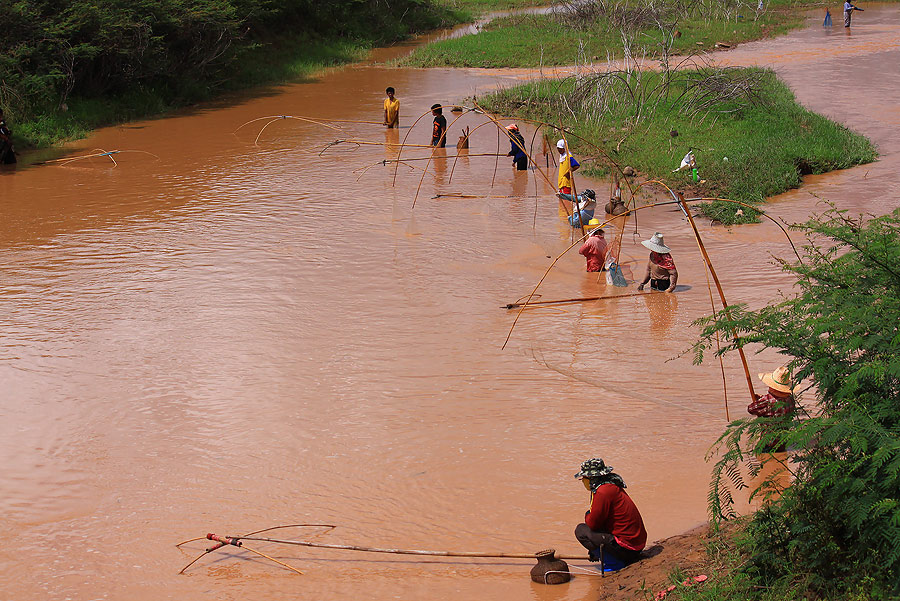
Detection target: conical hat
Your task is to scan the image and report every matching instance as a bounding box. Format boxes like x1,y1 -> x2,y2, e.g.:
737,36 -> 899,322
641,232 -> 671,254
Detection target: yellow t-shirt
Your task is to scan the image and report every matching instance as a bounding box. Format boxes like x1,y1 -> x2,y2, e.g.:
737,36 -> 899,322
558,153 -> 575,190
384,98 -> 400,126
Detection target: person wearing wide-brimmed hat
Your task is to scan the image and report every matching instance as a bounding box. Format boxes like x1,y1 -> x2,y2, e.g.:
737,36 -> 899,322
578,226 -> 608,272
637,232 -> 678,293
505,124 -> 528,171
749,366 -> 796,418
573,458 -> 647,567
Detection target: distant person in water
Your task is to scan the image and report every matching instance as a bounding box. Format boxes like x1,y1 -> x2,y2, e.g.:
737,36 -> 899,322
383,87 -> 400,128
0,108 -> 16,165
430,103 -> 447,147
578,226 -> 608,272
637,232 -> 678,293
573,458 -> 647,567
505,124 -> 528,170
844,0 -> 863,27
556,139 -> 580,194
559,188 -> 596,227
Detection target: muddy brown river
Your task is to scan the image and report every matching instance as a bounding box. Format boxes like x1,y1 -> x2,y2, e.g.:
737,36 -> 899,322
1,5 -> 898,600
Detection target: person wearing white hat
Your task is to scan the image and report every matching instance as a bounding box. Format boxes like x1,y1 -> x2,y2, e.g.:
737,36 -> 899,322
556,139 -> 580,194
637,232 -> 678,293
578,225 -> 608,272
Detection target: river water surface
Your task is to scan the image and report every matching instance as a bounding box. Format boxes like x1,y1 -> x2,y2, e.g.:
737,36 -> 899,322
1,5 -> 898,600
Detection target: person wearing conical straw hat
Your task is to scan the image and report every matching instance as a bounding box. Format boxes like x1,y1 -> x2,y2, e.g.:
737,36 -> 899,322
637,233 -> 678,293
573,458 -> 647,569
578,225 -> 608,272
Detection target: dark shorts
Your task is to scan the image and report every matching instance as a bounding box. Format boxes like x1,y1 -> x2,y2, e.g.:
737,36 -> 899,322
514,156 -> 528,170
574,523 -> 643,564
650,278 -> 670,291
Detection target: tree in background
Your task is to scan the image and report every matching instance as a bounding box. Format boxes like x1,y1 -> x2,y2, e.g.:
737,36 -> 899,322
694,208 -> 900,596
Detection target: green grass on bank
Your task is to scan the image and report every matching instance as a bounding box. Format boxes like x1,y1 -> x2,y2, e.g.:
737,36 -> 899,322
481,68 -> 876,223
436,0 -> 552,13
400,10 -> 803,68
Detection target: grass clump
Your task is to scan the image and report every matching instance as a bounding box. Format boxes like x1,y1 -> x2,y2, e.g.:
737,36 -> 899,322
480,67 -> 875,223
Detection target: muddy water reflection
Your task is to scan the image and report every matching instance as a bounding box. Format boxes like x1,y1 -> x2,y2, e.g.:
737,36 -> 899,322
1,6 -> 899,601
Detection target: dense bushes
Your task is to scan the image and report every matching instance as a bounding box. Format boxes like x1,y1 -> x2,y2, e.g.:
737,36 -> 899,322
695,209 -> 900,595
0,0 -> 454,140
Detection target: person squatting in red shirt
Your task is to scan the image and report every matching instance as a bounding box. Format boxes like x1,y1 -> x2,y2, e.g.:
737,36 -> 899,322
574,457 -> 648,566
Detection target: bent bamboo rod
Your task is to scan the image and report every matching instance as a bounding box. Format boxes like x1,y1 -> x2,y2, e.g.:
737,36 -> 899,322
225,535 -> 588,561
678,193 -> 756,403
503,290 -> 659,309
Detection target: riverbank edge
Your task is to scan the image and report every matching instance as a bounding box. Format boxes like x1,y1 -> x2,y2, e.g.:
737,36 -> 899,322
399,1 -> 900,69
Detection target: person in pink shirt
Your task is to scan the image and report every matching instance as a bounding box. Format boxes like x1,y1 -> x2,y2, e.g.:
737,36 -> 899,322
578,226 -> 608,272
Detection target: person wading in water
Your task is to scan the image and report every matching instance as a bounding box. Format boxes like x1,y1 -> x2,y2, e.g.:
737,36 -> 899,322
0,108 -> 16,165
637,232 -> 678,293
574,458 -> 648,568
578,226 -> 608,272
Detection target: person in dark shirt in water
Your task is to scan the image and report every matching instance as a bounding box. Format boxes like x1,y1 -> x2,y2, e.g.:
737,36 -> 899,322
0,108 -> 16,164
430,103 -> 447,148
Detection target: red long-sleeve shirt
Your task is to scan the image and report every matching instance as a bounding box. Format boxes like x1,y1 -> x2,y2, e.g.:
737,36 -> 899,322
585,483 -> 647,551
579,236 -> 608,272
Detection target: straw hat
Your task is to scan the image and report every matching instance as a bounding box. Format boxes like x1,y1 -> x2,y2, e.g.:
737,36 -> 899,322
641,232 -> 671,254
759,366 -> 795,394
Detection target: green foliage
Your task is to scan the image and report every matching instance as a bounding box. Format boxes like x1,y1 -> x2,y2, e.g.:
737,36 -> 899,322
480,69 -> 875,223
1,0 -> 457,148
693,209 -> 900,595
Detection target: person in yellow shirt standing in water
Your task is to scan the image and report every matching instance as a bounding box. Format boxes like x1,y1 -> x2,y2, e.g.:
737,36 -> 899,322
556,139 -> 580,194
383,87 -> 400,128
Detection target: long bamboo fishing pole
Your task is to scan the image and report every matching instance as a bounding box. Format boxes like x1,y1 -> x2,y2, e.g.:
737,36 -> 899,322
503,290 -> 658,309
677,193 -> 756,404
218,534 -> 588,561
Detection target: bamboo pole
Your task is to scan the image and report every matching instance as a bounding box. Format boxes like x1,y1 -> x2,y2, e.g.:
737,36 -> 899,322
226,535 -> 588,561
677,193 -> 756,405
503,290 -> 658,309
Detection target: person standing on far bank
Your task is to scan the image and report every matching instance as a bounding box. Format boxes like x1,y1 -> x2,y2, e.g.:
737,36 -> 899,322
844,0 -> 864,27
637,232 -> 678,293
0,108 -> 16,165
383,87 -> 400,128
430,104 -> 447,147
557,139 -> 580,194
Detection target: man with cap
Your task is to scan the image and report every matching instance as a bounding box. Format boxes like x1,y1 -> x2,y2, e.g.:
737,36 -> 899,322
574,458 -> 647,566
637,232 -> 678,293
578,226 -> 608,272
559,188 -> 597,227
556,139 -> 580,194
505,124 -> 528,171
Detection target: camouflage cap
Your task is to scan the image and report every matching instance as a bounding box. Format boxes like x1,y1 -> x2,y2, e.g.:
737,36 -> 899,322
574,458 -> 614,479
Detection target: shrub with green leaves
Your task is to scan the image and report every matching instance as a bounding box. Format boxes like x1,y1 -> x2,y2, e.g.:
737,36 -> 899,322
693,208 -> 900,595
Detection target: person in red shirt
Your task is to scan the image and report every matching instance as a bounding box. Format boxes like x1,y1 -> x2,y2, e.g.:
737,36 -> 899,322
574,458 -> 647,566
578,226 -> 608,272
748,366 -> 797,453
